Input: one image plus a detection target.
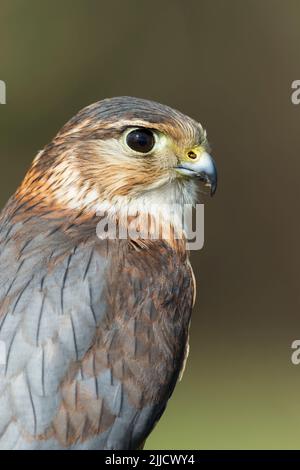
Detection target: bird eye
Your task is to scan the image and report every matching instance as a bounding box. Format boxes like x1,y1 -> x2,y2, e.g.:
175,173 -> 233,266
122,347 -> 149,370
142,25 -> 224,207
126,128 -> 155,153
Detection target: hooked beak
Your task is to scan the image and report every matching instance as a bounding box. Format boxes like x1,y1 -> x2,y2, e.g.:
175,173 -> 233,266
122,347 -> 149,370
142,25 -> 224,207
176,151 -> 218,196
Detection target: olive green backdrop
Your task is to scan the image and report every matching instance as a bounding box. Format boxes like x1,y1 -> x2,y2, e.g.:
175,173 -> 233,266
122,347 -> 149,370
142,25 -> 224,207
1,0 -> 300,449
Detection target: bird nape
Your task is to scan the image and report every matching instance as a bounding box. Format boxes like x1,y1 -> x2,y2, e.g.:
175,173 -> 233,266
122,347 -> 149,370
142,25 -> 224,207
0,96 -> 217,450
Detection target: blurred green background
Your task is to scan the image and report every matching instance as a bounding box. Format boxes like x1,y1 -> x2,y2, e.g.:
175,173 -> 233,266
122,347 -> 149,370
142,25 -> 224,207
1,0 -> 300,449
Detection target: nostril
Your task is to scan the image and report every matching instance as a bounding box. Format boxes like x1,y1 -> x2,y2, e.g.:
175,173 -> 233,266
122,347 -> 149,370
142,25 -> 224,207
187,150 -> 197,160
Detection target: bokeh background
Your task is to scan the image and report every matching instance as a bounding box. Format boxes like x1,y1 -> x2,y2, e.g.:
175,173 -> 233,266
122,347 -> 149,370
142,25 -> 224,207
1,0 -> 300,449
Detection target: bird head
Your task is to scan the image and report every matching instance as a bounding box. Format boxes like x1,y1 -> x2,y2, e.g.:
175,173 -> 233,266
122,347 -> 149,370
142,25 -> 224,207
18,97 -> 217,224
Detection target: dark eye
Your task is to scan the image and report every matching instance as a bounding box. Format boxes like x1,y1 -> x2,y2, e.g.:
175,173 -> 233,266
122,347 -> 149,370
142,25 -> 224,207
126,128 -> 155,153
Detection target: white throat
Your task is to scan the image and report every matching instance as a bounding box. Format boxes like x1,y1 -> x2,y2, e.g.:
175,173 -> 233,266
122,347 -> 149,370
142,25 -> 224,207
95,180 -> 198,240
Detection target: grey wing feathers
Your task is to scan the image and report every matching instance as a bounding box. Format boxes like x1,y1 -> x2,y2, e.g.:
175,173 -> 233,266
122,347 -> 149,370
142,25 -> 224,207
0,231 -> 159,449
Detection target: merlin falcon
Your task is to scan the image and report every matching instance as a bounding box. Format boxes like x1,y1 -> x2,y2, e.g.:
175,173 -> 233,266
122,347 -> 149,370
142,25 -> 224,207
0,97 -> 217,449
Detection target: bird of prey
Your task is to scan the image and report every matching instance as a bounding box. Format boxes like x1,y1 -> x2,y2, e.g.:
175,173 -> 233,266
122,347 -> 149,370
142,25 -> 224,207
0,97 -> 217,449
